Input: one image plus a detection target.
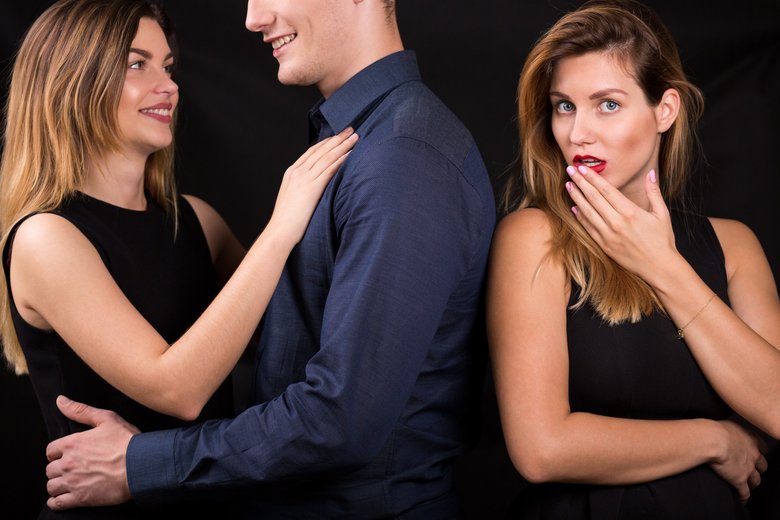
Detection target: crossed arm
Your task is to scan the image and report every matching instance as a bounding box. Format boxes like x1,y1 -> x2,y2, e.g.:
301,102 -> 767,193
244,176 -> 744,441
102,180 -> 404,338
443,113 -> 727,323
565,165 -> 780,435
489,166 -> 779,502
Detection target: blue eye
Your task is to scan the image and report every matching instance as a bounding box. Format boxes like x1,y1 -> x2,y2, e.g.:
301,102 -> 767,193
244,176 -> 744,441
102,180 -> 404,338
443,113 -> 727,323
600,100 -> 620,112
555,100 -> 575,113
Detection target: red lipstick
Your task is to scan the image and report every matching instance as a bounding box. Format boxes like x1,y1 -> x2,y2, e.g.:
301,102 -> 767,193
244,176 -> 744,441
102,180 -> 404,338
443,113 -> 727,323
573,155 -> 607,174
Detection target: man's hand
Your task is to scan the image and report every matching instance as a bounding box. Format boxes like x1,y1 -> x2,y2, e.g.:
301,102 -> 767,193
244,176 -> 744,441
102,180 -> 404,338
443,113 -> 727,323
45,395 -> 139,510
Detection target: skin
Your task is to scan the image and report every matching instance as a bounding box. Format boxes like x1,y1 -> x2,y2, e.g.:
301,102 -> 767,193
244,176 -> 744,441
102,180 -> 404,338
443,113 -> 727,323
18,16 -> 356,509
550,51 -> 667,208
245,0 -> 402,97
118,18 -> 178,163
45,0 -> 399,510
83,18 -> 178,211
490,51 -> 779,504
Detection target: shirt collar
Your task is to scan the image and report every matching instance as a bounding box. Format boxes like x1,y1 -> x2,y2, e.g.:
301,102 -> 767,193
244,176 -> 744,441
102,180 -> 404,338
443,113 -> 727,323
308,50 -> 421,138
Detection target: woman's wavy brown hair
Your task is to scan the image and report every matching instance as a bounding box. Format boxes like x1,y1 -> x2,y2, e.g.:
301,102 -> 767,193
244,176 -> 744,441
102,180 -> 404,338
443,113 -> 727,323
501,0 -> 704,325
0,0 -> 177,374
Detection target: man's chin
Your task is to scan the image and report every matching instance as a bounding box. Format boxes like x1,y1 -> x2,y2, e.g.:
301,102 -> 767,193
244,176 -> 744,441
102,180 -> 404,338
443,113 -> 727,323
276,70 -> 315,88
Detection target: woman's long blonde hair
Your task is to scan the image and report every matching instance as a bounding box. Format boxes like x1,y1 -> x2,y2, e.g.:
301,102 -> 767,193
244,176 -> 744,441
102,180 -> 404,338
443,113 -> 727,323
503,0 -> 704,324
0,0 -> 177,374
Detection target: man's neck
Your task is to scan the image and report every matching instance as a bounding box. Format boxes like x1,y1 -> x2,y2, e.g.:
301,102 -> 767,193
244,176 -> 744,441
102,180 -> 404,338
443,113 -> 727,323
318,16 -> 403,98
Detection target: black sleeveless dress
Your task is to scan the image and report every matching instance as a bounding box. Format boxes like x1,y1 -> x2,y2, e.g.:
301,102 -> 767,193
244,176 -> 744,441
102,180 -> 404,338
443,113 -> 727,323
3,193 -> 234,519
508,212 -> 748,519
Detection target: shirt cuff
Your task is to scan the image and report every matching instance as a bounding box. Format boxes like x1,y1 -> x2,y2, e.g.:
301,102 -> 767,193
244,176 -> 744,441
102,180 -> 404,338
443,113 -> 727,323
126,428 -> 180,506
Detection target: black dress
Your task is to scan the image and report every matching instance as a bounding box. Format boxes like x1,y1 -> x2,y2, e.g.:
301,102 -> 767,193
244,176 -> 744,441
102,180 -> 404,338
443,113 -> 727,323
509,212 -> 748,519
3,193 -> 234,519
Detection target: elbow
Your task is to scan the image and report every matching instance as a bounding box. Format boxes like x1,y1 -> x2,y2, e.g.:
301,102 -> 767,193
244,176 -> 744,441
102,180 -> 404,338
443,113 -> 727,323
314,413 -> 386,469
513,455 -> 556,485
748,405 -> 780,440
507,440 -> 560,484
765,413 -> 780,441
172,403 -> 204,422
156,390 -> 206,422
330,428 -> 382,468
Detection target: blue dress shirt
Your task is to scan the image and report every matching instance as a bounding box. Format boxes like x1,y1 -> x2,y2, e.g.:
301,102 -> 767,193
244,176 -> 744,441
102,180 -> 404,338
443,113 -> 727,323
127,51 -> 496,519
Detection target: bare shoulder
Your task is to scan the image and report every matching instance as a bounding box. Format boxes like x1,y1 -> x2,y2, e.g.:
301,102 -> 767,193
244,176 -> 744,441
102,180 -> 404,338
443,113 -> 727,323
709,217 -> 768,279
492,208 -> 556,258
181,193 -> 227,245
182,194 -> 221,223
9,213 -> 103,324
708,217 -> 757,244
708,217 -> 764,256
181,194 -> 245,276
11,213 -> 92,260
490,208 -> 567,292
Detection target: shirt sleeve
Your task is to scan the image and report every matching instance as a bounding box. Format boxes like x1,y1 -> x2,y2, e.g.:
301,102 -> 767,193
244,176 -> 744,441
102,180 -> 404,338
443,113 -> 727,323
127,137 -> 485,505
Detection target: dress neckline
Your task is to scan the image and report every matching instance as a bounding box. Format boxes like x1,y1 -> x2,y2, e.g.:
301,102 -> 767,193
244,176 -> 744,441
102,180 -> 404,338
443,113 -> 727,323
73,191 -> 152,215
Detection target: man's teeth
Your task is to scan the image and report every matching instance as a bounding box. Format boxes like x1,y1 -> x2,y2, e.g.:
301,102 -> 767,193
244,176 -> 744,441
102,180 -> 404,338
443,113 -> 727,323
272,34 -> 297,49
141,108 -> 170,116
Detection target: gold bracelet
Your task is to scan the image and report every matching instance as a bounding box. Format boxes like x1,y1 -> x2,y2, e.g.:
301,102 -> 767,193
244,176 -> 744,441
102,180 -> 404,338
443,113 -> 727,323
677,293 -> 716,339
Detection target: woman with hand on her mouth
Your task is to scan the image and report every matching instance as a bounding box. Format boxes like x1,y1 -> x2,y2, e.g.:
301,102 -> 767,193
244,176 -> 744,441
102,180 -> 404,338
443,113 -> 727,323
0,1 -> 355,517
488,0 -> 780,518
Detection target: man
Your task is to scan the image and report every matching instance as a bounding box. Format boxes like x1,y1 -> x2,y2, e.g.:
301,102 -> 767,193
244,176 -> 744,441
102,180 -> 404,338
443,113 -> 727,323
46,0 -> 496,517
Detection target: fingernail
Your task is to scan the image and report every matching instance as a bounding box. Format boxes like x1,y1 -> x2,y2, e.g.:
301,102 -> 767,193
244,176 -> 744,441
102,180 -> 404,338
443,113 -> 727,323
565,181 -> 573,192
571,206 -> 579,215
566,165 -> 576,177
577,165 -> 588,175
57,395 -> 71,405
649,169 -> 657,183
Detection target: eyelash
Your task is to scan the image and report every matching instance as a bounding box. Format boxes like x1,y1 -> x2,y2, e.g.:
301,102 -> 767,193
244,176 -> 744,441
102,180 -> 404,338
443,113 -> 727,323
555,100 -> 575,113
553,99 -> 621,113
128,60 -> 175,75
600,99 -> 620,112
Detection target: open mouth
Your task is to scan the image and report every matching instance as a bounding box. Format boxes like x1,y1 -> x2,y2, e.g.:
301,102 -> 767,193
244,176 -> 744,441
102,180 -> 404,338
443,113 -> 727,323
271,33 -> 297,50
140,108 -> 171,117
573,155 -> 607,173
139,104 -> 173,123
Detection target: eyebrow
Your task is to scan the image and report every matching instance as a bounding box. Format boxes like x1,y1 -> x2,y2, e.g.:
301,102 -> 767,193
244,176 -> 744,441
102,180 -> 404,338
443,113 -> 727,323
129,48 -> 174,60
549,88 -> 628,99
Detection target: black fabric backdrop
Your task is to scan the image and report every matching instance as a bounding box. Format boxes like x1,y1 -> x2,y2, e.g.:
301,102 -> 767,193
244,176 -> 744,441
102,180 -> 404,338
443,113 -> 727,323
1,1 -> 778,518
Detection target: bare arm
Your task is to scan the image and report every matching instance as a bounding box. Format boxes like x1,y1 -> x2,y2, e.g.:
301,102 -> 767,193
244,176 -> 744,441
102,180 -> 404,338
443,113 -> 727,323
10,130 -> 357,420
488,209 -> 764,498
565,167 -> 780,438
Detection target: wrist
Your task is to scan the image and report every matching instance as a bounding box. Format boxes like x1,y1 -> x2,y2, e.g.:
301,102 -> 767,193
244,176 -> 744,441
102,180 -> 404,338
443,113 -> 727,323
260,217 -> 299,252
643,252 -> 692,297
703,419 -> 729,464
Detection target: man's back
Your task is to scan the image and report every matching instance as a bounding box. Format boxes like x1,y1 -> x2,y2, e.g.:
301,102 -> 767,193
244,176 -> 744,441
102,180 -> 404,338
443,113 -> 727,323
126,51 -> 495,520
249,50 -> 496,517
